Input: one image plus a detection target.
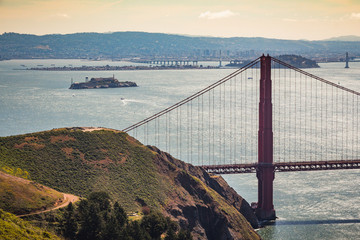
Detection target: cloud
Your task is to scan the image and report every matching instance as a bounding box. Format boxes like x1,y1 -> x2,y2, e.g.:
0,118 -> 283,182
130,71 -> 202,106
199,10 -> 238,20
350,12 -> 360,19
57,13 -> 70,18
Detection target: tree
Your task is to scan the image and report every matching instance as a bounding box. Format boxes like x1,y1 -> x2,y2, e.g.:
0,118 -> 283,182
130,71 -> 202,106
100,202 -> 128,240
58,192 -> 193,240
62,202 -> 77,240
141,211 -> 168,239
77,203 -> 103,240
88,192 -> 111,212
125,221 -> 151,240
100,215 -> 119,240
164,227 -> 176,240
176,230 -> 193,240
113,201 -> 127,227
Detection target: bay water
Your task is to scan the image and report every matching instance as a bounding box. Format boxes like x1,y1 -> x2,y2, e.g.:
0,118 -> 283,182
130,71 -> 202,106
0,59 -> 359,239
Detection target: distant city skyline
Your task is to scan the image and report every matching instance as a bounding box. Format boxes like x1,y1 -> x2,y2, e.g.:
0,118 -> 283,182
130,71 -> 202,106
1,0 -> 359,40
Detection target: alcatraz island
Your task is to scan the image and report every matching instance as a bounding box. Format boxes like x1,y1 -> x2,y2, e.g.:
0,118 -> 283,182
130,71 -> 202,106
69,77 -> 137,89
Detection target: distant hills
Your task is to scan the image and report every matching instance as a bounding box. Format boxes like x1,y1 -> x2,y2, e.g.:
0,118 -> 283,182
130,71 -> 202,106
0,31 -> 359,60
323,35 -> 360,42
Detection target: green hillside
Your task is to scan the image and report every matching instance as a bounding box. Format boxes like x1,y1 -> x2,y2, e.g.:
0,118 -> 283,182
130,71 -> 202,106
0,209 -> 60,240
0,127 -> 260,239
0,128 -> 166,211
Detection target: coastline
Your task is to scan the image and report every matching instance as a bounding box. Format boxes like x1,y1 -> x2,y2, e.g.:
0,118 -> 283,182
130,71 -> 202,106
24,65 -> 222,71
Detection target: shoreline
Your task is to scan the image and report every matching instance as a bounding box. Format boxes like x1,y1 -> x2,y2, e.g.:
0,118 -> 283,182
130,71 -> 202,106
22,65 -> 223,71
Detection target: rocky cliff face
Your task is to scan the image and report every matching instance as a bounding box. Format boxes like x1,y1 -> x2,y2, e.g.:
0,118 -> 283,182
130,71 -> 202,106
149,146 -> 259,240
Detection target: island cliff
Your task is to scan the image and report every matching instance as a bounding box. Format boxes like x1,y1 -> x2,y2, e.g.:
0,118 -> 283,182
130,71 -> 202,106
69,77 -> 137,89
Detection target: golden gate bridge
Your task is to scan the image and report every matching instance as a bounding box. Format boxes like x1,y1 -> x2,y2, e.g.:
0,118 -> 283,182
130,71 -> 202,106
122,55 -> 360,221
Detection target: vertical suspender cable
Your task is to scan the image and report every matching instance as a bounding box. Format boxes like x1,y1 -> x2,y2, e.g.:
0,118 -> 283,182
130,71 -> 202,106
352,94 -> 354,159
177,108 -> 179,158
332,85 -> 334,159
212,88 -> 215,165
179,107 -> 181,160
320,76 -> 323,160
144,123 -> 146,145
289,69 -> 292,161
198,97 -> 200,165
208,90 -> 211,165
278,65 -> 282,162
222,82 -> 225,165
229,78 -> 232,164
201,94 -> 204,165
304,74 -> 307,161
166,112 -> 168,152
219,83 -> 222,165
169,111 -> 171,154
244,70 -> 247,162
284,67 -> 287,161
299,70 -> 302,161
190,100 -> 193,164
186,103 -> 190,162
294,70 -> 297,161
233,76 -> 238,164
342,90 -> 344,159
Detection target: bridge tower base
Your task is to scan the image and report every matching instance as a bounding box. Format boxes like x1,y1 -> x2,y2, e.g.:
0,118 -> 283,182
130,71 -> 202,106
255,164 -> 276,220
256,55 -> 276,221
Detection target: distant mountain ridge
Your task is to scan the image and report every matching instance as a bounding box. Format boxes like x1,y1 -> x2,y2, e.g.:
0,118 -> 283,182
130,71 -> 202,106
0,31 -> 359,60
323,35 -> 360,42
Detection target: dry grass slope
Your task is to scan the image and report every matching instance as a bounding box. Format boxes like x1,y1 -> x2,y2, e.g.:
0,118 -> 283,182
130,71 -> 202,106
0,171 -> 63,215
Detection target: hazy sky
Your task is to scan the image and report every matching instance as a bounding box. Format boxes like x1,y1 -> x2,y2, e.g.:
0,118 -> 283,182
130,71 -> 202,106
1,0 -> 359,40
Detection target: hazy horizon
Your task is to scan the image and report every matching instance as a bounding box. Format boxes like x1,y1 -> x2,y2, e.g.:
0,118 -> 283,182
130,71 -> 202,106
1,0 -> 359,41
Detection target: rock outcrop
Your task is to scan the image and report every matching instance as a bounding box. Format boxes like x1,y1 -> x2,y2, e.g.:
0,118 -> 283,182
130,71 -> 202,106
149,146 -> 259,239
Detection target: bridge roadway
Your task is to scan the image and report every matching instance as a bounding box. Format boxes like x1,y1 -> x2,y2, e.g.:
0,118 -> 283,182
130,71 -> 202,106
202,160 -> 360,174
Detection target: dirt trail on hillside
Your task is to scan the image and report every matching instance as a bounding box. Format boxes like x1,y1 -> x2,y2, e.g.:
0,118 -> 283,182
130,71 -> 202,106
17,193 -> 80,217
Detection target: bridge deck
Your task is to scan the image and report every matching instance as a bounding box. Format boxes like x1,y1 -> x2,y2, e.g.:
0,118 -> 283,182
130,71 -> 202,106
202,160 -> 360,174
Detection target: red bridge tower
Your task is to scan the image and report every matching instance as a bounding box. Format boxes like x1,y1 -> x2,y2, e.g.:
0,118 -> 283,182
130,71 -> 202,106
256,55 -> 276,221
